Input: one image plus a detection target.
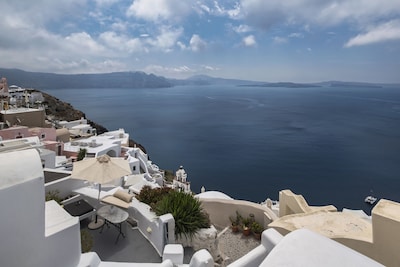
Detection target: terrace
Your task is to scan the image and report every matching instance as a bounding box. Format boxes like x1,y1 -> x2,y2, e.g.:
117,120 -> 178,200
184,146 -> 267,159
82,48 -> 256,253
1,149 -> 389,267
43,154 -> 267,266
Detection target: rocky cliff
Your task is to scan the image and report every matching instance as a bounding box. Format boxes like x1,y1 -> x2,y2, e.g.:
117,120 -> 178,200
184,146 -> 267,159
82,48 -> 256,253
41,90 -> 147,152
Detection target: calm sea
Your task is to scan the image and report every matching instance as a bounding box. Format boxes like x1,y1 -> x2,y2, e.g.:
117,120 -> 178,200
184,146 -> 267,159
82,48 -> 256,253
43,85 -> 400,213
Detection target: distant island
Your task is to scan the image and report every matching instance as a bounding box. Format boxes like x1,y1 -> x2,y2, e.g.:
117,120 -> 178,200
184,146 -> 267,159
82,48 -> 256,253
0,68 -> 172,89
325,81 -> 383,88
0,67 -> 397,89
240,82 -> 321,88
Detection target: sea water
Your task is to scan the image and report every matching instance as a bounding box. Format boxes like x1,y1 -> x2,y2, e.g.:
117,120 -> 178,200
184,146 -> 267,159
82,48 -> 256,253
43,85 -> 400,213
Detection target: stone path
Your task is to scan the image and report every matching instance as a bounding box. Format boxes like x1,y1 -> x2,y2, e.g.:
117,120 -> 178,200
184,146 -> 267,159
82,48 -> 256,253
217,227 -> 261,266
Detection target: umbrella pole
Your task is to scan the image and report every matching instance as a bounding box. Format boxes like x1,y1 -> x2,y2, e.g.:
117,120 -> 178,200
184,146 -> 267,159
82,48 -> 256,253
88,183 -> 104,230
95,184 -> 101,223
98,184 -> 101,204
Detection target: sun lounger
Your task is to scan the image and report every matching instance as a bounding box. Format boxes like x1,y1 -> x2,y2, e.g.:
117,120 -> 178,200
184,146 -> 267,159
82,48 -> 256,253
101,189 -> 134,209
73,186 -> 134,209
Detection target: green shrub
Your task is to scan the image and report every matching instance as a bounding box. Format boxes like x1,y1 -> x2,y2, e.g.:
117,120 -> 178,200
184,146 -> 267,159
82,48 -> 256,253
154,190 -> 210,239
77,148 -> 87,161
229,210 -> 242,226
137,185 -> 171,210
45,190 -> 62,204
241,217 -> 252,229
164,170 -> 175,183
251,221 -> 264,234
80,229 -> 93,253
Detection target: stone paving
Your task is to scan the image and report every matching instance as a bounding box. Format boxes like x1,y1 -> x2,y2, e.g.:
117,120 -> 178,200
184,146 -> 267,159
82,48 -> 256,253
217,227 -> 261,266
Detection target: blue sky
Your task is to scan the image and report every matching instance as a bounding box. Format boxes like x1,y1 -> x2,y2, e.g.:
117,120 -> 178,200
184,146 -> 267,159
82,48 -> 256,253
1,0 -> 400,83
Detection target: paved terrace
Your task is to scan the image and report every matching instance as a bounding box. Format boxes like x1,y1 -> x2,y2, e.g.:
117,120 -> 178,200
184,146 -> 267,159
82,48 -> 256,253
80,217 -> 260,266
80,218 -> 195,264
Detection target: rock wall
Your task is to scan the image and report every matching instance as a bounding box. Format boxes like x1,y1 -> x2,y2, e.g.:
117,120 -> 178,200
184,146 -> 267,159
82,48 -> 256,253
176,226 -> 222,262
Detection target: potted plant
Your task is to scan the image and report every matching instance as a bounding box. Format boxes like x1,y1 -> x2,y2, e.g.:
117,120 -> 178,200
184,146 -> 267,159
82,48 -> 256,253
251,221 -> 264,240
241,217 -> 252,236
229,211 -> 242,233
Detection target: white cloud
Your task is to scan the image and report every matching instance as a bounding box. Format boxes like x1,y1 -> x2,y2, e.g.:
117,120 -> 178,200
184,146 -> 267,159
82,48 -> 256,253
314,1 -> 400,26
99,31 -> 143,53
111,21 -> 128,32
243,35 -> 256,47
233,24 -> 253,33
65,32 -> 105,54
239,0 -> 400,29
177,41 -> 187,50
202,65 -> 219,71
143,64 -> 196,78
126,0 -> 191,22
289,32 -> 303,38
197,4 -> 211,14
273,36 -> 287,44
345,20 -> 400,47
190,34 -> 207,52
95,0 -> 119,7
1,1 -> 86,27
198,1 -> 242,19
0,0 -> 398,82
146,26 -> 184,52
143,63 -> 220,79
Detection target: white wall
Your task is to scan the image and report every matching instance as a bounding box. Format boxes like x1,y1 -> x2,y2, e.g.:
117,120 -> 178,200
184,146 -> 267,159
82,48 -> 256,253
0,149 -> 82,267
41,149 -> 56,168
45,176 -> 88,199
199,198 -> 276,229
44,201 -> 81,267
128,198 -> 174,256
227,229 -> 283,267
0,150 -> 46,267
1,177 -> 47,267
127,156 -> 140,174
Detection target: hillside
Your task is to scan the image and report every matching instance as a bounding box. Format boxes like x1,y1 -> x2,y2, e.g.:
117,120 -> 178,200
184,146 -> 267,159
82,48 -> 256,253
39,90 -> 147,152
0,68 -> 172,89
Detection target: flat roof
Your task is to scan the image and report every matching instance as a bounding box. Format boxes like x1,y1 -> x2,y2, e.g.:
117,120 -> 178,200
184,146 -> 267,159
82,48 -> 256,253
373,199 -> 400,221
44,170 -> 71,183
269,210 -> 372,242
1,108 -> 43,114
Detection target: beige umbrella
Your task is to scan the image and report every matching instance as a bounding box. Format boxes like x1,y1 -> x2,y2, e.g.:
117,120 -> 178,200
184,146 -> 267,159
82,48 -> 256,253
72,154 -> 131,183
71,154 -> 132,228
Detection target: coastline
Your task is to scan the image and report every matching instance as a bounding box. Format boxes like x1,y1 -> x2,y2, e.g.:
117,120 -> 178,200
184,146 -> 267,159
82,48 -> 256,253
40,90 -> 147,153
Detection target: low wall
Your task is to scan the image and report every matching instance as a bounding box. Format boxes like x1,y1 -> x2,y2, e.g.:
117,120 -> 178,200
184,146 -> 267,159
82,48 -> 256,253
199,198 -> 277,229
45,176 -> 88,199
128,198 -> 172,257
278,189 -> 337,216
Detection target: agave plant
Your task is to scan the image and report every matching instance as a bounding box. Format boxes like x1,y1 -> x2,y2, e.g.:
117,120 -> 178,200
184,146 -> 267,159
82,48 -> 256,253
154,190 -> 210,239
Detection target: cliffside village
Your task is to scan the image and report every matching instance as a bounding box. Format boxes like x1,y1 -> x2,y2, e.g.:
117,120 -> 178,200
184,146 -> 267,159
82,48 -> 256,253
2,76 -> 400,267
0,77 -> 190,191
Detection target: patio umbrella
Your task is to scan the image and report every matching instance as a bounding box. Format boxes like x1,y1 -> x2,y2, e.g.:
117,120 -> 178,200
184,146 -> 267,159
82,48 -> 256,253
71,154 -> 132,228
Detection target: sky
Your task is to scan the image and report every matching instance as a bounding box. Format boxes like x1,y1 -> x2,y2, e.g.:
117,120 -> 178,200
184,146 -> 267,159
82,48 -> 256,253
1,0 -> 400,83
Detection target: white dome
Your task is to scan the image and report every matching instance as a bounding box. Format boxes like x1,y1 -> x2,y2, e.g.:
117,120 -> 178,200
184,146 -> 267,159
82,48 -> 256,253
195,191 -> 233,200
